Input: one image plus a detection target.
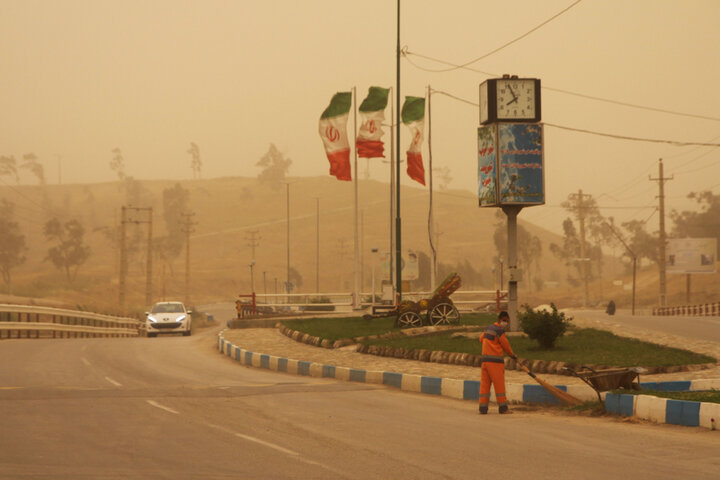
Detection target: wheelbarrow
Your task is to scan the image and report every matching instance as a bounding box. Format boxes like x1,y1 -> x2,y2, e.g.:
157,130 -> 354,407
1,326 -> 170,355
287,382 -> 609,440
563,365 -> 644,403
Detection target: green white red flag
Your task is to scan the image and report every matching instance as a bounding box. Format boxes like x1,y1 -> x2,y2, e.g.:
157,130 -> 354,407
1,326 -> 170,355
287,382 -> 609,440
319,92 -> 352,181
402,96 -> 426,186
356,87 -> 389,159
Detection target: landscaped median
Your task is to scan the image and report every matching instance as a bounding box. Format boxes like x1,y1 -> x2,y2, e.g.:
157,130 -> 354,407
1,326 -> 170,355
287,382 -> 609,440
276,315 -> 716,376
221,311 -> 720,429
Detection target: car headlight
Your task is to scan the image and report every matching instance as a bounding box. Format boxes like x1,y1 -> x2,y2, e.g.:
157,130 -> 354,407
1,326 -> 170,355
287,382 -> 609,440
147,316 -> 158,323
175,315 -> 186,322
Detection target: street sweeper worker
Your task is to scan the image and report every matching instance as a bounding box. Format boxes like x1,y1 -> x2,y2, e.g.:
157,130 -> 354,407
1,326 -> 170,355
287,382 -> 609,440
477,310 -> 517,414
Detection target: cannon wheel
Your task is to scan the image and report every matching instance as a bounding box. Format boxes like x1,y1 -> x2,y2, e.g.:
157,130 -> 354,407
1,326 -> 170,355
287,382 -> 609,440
428,303 -> 460,325
397,311 -> 423,328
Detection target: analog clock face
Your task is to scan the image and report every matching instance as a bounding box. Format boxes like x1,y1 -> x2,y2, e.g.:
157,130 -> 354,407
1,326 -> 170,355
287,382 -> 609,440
496,79 -> 536,119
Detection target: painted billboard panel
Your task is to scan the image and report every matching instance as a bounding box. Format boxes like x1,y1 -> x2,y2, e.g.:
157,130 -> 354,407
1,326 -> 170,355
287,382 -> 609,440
666,238 -> 717,274
498,123 -> 544,205
477,125 -> 498,207
380,250 -> 419,281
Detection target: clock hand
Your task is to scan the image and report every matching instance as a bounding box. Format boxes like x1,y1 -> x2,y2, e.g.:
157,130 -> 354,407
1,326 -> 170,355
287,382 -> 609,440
506,97 -> 519,106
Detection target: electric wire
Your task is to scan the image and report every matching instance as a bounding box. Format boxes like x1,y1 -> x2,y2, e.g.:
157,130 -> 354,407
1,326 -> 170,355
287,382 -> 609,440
409,0 -> 584,73
407,58 -> 720,123
430,88 -> 720,147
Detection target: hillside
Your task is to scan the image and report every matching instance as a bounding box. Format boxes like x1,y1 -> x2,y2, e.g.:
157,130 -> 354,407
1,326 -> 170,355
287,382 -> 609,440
1,176 -> 717,313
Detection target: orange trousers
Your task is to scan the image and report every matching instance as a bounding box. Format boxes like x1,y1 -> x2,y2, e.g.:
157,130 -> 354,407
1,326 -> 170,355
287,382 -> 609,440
479,362 -> 507,407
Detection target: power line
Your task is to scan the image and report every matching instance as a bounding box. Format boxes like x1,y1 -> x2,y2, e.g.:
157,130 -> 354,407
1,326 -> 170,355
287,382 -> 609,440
405,0 -> 584,73
430,88 -> 720,146
544,123 -> 720,147
409,59 -> 720,123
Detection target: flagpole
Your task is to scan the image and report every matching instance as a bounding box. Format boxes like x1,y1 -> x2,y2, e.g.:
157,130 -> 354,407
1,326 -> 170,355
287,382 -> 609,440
352,86 -> 360,309
427,85 -> 436,290
395,0 -> 402,303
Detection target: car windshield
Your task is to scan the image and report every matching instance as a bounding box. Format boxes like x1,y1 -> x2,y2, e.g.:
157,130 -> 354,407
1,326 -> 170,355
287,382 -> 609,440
151,303 -> 185,314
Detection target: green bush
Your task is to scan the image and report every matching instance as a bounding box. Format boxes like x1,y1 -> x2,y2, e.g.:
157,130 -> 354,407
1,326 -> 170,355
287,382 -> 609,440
519,303 -> 571,349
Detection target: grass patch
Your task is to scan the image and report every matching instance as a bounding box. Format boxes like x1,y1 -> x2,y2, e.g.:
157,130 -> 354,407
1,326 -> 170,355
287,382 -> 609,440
280,312 -> 496,341
360,327 -> 715,367
616,389 -> 720,404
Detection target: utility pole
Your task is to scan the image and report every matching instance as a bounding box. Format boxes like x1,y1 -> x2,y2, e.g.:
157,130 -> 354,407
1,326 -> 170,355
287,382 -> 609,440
650,158 -> 673,307
315,197 -> 320,293
118,206 -> 153,310
432,221 -> 443,290
337,238 -> 349,291
286,183 -> 291,299
568,190 -> 592,307
245,229 -> 260,261
181,212 -> 196,306
118,206 -> 127,313
145,208 -> 153,306
605,220 -> 637,315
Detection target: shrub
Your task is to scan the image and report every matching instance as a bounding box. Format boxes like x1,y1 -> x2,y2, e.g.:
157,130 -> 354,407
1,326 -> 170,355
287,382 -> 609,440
519,303 -> 571,349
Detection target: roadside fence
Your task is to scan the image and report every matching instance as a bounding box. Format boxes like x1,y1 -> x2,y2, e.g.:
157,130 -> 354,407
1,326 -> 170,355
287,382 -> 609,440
652,302 -> 720,316
235,290 -> 507,318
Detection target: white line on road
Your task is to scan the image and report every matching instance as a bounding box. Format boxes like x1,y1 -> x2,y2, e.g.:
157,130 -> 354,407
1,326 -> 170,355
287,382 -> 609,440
234,433 -> 299,456
146,400 -> 179,415
81,357 -> 91,366
105,377 -> 122,387
205,423 -> 344,475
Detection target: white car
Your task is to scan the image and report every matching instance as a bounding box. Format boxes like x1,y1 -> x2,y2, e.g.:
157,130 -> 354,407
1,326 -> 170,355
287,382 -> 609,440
146,302 -> 192,337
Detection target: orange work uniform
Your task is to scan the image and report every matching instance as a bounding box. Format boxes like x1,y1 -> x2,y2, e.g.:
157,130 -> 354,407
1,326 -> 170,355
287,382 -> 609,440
478,321 -> 515,411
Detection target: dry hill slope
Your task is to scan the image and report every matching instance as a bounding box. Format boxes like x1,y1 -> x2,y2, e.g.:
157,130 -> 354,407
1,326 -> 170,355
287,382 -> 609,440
1,176 -> 573,311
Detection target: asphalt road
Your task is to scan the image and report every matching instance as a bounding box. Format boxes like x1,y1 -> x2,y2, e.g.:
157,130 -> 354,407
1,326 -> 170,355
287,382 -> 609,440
568,308 -> 720,343
1,304 -> 719,479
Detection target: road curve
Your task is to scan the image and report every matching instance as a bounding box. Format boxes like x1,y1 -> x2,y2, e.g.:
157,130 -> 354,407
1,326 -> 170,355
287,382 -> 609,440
1,305 -> 719,479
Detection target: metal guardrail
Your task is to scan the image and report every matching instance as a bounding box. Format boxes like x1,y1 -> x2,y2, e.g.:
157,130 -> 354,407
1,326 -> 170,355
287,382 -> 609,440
0,304 -> 141,339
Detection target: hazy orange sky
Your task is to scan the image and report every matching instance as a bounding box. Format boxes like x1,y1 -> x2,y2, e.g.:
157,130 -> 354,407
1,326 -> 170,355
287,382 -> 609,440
1,0 -> 719,234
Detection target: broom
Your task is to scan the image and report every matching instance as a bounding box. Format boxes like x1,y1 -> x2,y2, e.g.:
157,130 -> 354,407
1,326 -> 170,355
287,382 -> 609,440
517,362 -> 584,406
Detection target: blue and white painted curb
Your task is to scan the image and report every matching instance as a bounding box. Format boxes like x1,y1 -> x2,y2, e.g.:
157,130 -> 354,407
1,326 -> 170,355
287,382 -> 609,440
606,380 -> 720,429
217,332 -> 595,404
219,332 -> 719,429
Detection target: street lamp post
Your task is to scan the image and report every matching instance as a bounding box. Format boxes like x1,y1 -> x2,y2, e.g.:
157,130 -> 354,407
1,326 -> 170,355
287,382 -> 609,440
249,260 -> 255,294
371,248 -> 379,308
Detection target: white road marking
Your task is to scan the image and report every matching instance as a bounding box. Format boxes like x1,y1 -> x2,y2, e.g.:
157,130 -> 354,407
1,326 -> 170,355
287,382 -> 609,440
234,433 -> 299,456
205,423 -> 341,474
105,376 -> 122,387
81,357 -> 91,366
146,400 -> 179,415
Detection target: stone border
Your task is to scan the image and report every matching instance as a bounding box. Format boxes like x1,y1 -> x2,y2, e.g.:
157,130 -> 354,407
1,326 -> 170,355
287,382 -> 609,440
276,323 -> 477,349
277,323 -> 715,376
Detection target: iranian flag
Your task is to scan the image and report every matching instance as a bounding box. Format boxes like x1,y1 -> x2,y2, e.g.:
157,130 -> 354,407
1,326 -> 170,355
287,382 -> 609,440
402,96 -> 426,186
319,92 -> 352,181
356,86 -> 389,158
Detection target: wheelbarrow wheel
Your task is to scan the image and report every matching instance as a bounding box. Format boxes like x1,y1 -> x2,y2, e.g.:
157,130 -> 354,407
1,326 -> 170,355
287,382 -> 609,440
398,311 -> 423,328
428,303 -> 460,325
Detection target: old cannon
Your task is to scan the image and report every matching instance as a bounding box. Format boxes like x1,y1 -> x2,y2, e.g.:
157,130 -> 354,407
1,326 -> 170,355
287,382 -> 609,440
364,272 -> 462,328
